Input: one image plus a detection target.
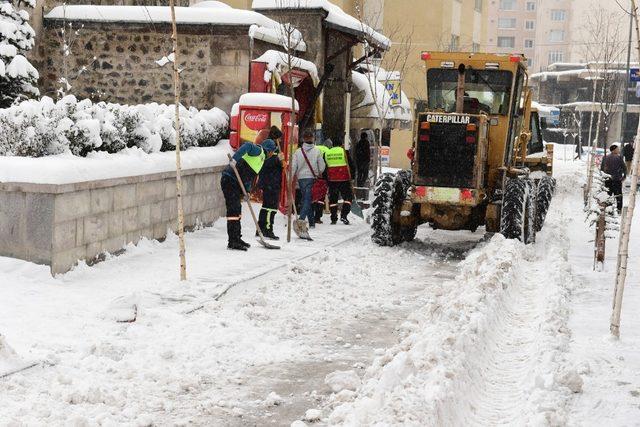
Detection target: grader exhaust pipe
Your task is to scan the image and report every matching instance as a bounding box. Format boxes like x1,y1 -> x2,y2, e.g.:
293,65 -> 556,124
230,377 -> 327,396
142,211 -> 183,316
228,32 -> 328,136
456,63 -> 466,114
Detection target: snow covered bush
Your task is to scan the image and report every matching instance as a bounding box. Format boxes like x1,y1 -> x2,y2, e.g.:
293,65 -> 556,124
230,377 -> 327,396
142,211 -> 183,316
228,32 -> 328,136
0,96 -> 229,157
0,0 -> 39,107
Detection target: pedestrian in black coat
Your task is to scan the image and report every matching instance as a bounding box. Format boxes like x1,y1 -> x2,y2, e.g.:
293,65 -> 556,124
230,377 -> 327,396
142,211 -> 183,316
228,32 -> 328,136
601,143 -> 627,212
623,141 -> 635,175
355,132 -> 371,187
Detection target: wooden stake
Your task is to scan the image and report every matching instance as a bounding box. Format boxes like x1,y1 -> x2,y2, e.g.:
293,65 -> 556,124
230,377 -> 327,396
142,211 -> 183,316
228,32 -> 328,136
169,0 -> 187,281
611,0 -> 640,337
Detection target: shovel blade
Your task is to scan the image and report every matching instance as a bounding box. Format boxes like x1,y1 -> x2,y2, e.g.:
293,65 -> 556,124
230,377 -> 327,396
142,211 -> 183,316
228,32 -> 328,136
293,219 -> 313,240
257,237 -> 280,249
350,200 -> 364,218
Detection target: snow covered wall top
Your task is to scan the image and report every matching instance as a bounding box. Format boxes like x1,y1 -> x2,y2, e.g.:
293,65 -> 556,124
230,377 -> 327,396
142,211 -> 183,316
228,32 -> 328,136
45,5 -> 277,27
251,0 -> 390,49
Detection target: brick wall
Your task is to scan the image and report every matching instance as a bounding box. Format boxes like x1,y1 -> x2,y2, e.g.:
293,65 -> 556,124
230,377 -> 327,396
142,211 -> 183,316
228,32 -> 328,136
0,167 -> 226,275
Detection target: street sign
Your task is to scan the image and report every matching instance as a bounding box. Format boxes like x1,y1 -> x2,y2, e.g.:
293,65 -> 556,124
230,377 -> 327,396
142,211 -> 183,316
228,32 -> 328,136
630,68 -> 640,82
385,80 -> 402,105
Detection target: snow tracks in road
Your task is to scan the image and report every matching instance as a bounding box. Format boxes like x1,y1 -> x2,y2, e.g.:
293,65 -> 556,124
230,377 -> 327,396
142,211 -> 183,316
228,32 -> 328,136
328,217 -> 579,425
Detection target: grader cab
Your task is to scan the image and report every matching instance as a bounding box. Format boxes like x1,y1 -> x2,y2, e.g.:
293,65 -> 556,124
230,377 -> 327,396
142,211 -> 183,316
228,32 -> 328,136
371,52 -> 556,246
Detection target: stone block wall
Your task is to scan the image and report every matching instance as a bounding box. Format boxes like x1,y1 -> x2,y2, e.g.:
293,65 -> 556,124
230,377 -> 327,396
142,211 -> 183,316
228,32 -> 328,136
35,21 -> 271,112
0,166 -> 225,275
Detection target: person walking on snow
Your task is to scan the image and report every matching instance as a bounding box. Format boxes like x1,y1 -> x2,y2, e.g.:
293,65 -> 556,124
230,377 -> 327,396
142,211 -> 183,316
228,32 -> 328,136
257,139 -> 282,240
221,142 -> 265,251
292,129 -> 325,228
355,132 -> 371,188
600,142 -> 627,213
623,141 -> 635,177
326,137 -> 355,225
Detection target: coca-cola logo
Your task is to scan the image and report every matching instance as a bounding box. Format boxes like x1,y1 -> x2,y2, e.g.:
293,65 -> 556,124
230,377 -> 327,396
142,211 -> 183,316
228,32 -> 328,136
243,110 -> 269,131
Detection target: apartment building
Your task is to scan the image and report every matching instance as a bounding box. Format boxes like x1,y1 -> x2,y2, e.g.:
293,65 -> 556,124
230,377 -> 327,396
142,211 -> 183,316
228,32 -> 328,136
487,0 -> 572,72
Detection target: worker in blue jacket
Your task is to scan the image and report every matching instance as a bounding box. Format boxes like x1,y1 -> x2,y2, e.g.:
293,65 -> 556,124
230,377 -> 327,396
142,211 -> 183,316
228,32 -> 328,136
221,142 -> 265,251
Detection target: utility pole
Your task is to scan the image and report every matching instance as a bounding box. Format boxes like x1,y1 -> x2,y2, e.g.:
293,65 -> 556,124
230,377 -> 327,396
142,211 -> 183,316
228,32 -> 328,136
611,0 -> 640,338
621,1 -> 634,144
169,0 -> 187,281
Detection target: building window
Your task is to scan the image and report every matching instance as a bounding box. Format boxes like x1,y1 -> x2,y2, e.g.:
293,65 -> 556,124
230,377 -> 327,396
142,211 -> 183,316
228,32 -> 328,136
524,39 -> 534,48
548,51 -> 564,63
525,20 -> 535,30
526,1 -> 536,11
498,18 -> 517,29
472,42 -> 480,52
499,0 -> 516,10
475,0 -> 483,11
549,29 -> 565,42
497,36 -> 516,48
551,9 -> 567,21
527,58 -> 534,68
450,34 -> 460,51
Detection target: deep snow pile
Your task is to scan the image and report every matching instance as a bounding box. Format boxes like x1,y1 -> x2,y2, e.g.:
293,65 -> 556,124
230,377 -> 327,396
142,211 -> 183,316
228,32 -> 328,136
0,96 -> 228,157
327,215 -> 578,424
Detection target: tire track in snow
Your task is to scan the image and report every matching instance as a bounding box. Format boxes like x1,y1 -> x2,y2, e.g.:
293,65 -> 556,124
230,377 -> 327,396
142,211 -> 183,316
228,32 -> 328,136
460,258 -> 543,426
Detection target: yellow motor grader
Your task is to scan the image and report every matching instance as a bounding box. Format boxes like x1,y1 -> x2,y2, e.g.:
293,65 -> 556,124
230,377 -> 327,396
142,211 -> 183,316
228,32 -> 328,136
371,51 -> 555,246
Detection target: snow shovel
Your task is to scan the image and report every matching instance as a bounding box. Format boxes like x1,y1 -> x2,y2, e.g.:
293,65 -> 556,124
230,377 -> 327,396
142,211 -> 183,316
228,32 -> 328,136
227,154 -> 280,250
274,139 -> 312,241
349,181 -> 364,219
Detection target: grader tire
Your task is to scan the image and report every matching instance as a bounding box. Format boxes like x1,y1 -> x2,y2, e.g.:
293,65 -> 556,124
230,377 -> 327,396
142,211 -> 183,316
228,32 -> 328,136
534,176 -> 556,232
501,178 -> 535,244
371,171 -> 413,246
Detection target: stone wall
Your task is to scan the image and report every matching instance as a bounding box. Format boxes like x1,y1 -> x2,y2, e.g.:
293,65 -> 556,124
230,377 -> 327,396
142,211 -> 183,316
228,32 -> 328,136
35,20 -> 271,112
0,166 -> 225,275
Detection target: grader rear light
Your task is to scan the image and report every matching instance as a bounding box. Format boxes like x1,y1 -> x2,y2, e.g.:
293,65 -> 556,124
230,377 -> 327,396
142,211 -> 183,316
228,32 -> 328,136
421,52 -> 432,60
420,134 -> 430,142
466,123 -> 477,132
509,55 -> 522,62
420,122 -> 431,130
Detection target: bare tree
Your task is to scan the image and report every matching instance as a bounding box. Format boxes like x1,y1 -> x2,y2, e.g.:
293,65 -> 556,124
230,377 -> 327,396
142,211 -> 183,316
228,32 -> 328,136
611,0 -> 640,338
354,1 -> 413,185
169,0 -> 187,281
53,4 -> 98,99
270,2 -> 306,242
581,6 -> 627,203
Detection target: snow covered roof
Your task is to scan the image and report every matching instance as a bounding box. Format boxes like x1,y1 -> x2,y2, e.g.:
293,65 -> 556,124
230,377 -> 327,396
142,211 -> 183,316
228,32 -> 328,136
350,71 -> 410,123
531,68 -> 629,81
560,101 -> 640,114
238,93 -> 299,111
251,0 -> 390,50
253,49 -> 319,85
45,5 -> 277,28
249,24 -> 306,52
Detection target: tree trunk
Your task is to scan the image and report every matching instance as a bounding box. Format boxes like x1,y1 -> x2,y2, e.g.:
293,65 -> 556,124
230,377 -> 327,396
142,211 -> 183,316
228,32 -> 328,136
611,0 -> 640,338
169,0 -> 187,281
287,54 -> 296,243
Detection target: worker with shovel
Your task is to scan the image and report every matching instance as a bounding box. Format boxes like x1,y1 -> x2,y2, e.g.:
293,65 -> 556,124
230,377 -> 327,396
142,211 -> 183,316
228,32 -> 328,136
221,142 -> 265,251
326,136 -> 355,225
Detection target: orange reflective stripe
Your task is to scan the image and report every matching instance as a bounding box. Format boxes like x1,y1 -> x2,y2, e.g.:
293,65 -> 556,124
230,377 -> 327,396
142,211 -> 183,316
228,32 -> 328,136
227,216 -> 241,221
329,204 -> 338,207
343,201 -> 352,205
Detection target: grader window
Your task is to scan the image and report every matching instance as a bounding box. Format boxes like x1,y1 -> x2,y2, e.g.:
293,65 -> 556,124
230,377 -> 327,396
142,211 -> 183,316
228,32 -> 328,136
426,69 -> 513,115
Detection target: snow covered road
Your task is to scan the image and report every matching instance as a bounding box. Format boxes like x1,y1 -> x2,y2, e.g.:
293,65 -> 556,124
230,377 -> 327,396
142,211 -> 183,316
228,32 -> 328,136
2,151 -> 639,426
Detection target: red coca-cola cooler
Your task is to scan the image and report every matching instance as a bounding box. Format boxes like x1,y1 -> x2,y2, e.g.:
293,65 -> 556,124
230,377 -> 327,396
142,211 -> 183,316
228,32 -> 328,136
229,93 -> 299,213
